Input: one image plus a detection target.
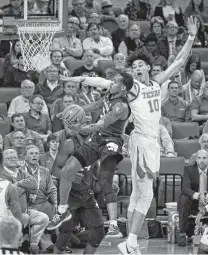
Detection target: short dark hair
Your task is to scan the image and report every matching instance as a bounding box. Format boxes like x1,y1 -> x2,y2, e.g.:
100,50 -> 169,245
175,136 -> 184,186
168,80 -> 179,89
29,94 -> 44,104
127,49 -> 154,68
50,49 -> 63,59
144,34 -> 158,45
119,72 -> 134,91
11,113 -> 25,123
87,22 -> 100,32
47,134 -> 59,144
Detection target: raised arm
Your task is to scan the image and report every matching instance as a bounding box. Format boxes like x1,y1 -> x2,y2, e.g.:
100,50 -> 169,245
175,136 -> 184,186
83,97 -> 104,113
155,17 -> 197,85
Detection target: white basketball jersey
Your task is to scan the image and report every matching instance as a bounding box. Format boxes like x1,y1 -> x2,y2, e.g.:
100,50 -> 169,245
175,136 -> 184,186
129,79 -> 161,138
0,179 -> 12,222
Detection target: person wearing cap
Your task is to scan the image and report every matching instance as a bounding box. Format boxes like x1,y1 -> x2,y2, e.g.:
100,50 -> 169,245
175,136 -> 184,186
47,72 -> 133,238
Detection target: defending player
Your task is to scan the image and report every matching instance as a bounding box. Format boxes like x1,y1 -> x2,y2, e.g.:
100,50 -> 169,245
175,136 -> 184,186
47,72 -> 133,236
117,16 -> 197,254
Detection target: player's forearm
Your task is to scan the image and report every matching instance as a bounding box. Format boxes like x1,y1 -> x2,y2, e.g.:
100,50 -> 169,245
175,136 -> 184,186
175,35 -> 195,62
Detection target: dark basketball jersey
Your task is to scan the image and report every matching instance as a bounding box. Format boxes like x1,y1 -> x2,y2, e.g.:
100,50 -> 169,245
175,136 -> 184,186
99,94 -> 131,138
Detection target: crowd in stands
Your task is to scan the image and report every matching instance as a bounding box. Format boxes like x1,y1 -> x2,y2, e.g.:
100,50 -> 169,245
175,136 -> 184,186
0,0 -> 208,253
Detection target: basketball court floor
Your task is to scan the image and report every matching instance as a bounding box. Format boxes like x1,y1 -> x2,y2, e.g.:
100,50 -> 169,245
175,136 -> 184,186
70,236 -> 199,254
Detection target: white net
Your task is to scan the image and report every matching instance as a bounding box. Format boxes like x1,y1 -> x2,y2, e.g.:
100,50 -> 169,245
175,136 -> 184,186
16,22 -> 59,72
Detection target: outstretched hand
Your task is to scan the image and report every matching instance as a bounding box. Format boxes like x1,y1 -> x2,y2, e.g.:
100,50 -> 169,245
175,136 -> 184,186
187,16 -> 197,37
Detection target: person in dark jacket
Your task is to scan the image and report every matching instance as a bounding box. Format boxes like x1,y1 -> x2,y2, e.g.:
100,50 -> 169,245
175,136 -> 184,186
154,0 -> 184,27
3,52 -> 38,88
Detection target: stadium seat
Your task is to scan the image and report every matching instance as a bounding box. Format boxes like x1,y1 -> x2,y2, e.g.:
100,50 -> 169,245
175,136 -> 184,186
174,139 -> 201,159
97,60 -> 114,73
192,48 -> 208,62
159,156 -> 185,177
171,122 -> 200,139
64,60 -> 85,74
101,20 -> 119,34
0,88 -> 21,103
129,20 -> 150,36
0,103 -> 7,116
0,120 -> 10,137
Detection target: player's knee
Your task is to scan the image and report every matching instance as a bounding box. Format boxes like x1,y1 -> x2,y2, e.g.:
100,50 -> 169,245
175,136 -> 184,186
135,191 -> 153,214
128,197 -> 137,212
61,156 -> 82,181
105,192 -> 117,204
99,178 -> 116,203
88,225 -> 105,248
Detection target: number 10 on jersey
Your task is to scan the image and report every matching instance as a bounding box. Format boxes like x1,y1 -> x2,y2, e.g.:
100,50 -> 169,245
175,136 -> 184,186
148,99 -> 160,113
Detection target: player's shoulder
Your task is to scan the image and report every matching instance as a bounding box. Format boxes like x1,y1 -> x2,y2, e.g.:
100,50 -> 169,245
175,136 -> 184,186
127,79 -> 142,102
151,79 -> 161,89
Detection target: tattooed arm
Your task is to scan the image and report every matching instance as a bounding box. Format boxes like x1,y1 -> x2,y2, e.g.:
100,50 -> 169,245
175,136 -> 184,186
7,183 -> 23,223
80,102 -> 129,134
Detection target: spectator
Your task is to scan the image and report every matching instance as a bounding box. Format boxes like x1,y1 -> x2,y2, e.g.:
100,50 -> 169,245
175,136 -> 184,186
4,113 -> 44,154
8,80 -> 49,118
191,81 -> 208,126
111,14 -> 129,53
189,133 -> 208,165
124,0 -> 152,21
85,0 -> 101,14
181,54 -> 205,86
70,0 -> 89,29
183,70 -> 204,104
148,16 -> 165,40
23,95 -> 52,140
105,53 -> 126,80
68,16 -> 86,41
0,216 -> 24,255
73,49 -> 104,77
144,34 -> 167,69
160,116 -> 173,137
40,134 -> 60,173
178,149 -> 208,246
83,23 -> 114,66
87,12 -> 111,38
39,50 -> 71,84
184,0 -> 208,24
3,52 -> 38,87
3,40 -> 21,75
0,0 -> 23,15
156,21 -> 183,60
162,81 -> 191,122
192,14 -> 208,48
35,65 -> 64,107
24,145 -> 57,253
118,23 -> 144,58
52,94 -> 77,132
154,0 -> 184,27
51,81 -> 78,119
10,131 -> 26,165
100,0 -> 122,17
52,22 -> 83,61
158,124 -> 175,157
2,148 -> 49,253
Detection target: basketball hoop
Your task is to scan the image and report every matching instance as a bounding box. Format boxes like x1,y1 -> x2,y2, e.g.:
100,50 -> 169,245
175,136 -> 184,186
16,22 -> 59,72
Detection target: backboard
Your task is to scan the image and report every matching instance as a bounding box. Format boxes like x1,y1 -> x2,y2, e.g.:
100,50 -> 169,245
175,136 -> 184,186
0,0 -> 68,39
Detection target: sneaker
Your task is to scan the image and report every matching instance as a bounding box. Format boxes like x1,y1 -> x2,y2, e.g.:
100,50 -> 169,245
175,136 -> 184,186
178,233 -> 186,246
118,241 -> 142,254
106,224 -> 123,237
47,210 -> 72,230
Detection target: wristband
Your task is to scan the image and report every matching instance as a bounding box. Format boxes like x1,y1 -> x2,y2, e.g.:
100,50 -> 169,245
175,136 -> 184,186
188,35 -> 195,40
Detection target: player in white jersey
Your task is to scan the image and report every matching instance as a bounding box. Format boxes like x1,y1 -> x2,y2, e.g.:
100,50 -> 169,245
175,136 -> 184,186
118,16 -> 198,254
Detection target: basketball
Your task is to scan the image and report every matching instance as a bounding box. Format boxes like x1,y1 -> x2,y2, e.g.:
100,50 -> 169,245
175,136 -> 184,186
62,104 -> 86,124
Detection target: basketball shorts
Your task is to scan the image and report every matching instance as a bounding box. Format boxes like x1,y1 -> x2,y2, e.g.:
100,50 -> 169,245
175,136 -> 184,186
73,134 -> 123,168
129,131 -> 160,180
